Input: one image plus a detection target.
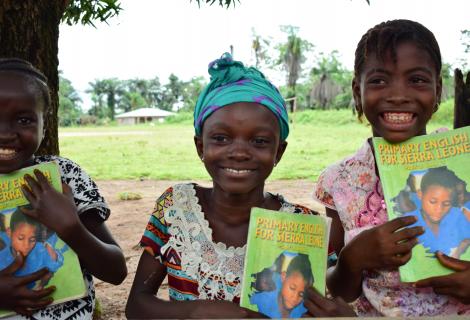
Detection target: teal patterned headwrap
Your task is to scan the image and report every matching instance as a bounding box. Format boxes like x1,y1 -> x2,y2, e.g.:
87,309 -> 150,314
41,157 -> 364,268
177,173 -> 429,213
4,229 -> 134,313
194,53 -> 289,140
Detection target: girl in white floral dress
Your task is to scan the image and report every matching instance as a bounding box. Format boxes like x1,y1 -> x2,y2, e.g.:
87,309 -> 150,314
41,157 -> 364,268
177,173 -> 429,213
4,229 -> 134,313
126,53 -> 356,319
314,19 -> 470,317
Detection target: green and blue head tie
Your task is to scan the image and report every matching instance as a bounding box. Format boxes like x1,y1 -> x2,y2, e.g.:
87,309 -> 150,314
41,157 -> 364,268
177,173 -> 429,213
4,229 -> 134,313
194,53 -> 289,140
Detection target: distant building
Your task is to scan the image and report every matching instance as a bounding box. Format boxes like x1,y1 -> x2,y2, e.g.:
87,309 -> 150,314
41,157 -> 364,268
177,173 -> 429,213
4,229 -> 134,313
116,108 -> 175,125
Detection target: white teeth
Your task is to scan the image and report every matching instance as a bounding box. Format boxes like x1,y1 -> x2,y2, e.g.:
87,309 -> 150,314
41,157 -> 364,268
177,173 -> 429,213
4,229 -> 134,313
224,168 -> 252,174
0,148 -> 16,155
383,112 -> 413,124
0,148 -> 16,160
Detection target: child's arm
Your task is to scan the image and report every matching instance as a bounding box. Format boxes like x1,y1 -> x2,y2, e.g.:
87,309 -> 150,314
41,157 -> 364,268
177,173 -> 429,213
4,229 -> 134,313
303,287 -> 356,317
416,252 -> 470,304
326,208 -> 362,301
0,253 -> 55,316
326,208 -> 424,301
21,171 -> 127,285
126,250 -> 261,319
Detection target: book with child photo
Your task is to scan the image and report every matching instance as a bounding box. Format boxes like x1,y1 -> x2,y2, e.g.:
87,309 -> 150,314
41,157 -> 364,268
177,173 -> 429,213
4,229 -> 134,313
0,162 -> 86,318
373,126 -> 470,282
240,207 -> 331,318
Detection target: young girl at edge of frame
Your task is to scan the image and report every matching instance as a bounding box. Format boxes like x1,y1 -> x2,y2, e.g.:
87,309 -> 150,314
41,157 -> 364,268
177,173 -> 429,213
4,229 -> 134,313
313,19 -> 470,316
0,58 -> 127,319
125,53 -> 356,319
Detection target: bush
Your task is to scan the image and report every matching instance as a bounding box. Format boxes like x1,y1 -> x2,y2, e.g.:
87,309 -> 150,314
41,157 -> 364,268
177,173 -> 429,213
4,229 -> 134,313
79,115 -> 98,126
164,112 -> 193,124
429,99 -> 453,125
118,192 -> 142,201
292,109 -> 358,125
332,92 -> 353,109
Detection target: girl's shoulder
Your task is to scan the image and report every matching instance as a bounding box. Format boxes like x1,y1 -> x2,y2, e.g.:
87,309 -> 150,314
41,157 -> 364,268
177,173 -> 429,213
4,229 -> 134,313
276,194 -> 320,216
320,139 -> 374,180
34,155 -> 109,219
151,183 -> 199,219
314,139 -> 375,209
34,155 -> 84,178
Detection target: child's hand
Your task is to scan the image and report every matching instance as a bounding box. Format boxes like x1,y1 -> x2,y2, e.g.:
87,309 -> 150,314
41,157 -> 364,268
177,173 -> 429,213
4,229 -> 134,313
342,216 -> 424,272
0,253 -> 55,316
415,252 -> 470,304
303,287 -> 356,317
189,301 -> 264,319
21,170 -> 80,238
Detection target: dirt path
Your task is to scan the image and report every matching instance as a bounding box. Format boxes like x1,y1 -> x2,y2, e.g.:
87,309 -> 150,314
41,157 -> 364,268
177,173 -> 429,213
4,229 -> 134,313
94,179 -> 322,319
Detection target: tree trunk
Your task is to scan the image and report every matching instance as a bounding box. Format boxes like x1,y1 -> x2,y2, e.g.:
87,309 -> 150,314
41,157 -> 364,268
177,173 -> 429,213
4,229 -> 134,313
454,69 -> 470,129
0,0 -> 66,155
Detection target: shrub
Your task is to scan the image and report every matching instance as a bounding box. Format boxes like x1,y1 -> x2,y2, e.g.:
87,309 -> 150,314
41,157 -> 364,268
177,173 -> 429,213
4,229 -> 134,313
118,192 -> 143,201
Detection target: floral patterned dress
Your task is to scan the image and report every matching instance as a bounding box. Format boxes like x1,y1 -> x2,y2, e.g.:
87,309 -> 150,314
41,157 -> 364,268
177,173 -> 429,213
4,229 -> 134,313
314,140 -> 470,317
140,183 -> 317,303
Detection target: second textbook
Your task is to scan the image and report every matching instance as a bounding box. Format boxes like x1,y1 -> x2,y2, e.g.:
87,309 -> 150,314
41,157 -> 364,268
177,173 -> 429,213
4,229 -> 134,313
240,207 -> 331,318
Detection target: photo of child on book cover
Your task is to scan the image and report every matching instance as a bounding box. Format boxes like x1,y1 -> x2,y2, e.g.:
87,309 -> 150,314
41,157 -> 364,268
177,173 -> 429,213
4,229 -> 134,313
0,205 -> 67,290
391,166 -> 470,259
249,251 -> 313,318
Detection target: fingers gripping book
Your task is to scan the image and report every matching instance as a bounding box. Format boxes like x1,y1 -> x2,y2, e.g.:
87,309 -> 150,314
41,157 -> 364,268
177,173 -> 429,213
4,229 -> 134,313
373,126 -> 470,282
0,162 -> 86,318
240,207 -> 331,318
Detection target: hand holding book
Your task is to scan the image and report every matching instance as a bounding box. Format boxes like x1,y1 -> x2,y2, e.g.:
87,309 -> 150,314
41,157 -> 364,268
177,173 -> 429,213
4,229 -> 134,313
21,170 -> 80,240
0,253 -> 55,316
303,287 -> 356,317
341,216 -> 423,272
0,162 -> 87,318
416,252 -> 470,304
372,127 -> 470,282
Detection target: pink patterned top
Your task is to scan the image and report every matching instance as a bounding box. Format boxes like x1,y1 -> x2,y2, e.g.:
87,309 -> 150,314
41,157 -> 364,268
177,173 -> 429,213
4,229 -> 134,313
314,140 -> 470,317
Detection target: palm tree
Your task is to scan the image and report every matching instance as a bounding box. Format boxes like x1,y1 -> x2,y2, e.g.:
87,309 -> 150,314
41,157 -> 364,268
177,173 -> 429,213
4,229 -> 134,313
251,28 -> 271,69
87,78 -> 123,120
126,77 -> 162,108
276,25 -> 313,112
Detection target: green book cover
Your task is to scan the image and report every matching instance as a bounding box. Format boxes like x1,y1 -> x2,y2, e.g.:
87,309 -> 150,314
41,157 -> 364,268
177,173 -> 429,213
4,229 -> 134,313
240,207 -> 331,318
0,162 -> 86,318
373,126 -> 470,282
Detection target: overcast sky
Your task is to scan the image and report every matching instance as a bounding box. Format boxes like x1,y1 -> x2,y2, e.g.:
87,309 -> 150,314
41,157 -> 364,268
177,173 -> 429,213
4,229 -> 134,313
58,0 -> 470,108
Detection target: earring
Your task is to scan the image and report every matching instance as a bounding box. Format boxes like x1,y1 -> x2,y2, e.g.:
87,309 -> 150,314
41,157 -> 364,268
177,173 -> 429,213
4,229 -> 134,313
200,156 -> 204,162
274,161 -> 277,167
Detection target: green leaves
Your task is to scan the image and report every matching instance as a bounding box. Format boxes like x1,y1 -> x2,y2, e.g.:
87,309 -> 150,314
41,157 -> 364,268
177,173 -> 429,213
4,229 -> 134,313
191,0 -> 239,8
62,0 -> 122,26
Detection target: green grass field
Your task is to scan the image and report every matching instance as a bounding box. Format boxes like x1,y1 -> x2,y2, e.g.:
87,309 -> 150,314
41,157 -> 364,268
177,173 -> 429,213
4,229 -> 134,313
60,101 -> 454,181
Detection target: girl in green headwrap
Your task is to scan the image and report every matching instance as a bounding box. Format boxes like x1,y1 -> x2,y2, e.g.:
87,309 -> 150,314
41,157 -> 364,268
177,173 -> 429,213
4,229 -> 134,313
126,53 -> 355,319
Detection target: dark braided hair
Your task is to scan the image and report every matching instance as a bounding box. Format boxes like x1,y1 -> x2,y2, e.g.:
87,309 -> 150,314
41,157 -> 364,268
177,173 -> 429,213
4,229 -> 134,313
0,58 -> 51,110
354,19 -> 442,118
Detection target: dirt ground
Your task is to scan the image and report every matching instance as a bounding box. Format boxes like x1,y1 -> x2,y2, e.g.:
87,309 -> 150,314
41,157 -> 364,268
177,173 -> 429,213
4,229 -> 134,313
94,179 -> 323,319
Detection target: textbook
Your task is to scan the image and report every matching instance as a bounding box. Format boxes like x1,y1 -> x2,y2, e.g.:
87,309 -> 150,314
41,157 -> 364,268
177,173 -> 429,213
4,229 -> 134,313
240,207 -> 331,318
0,162 -> 86,318
373,126 -> 470,282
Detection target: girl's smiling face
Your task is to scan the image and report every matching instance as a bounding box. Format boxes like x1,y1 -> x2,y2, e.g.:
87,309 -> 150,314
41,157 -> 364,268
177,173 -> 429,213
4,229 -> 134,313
353,41 -> 442,143
0,73 -> 44,173
195,102 -> 286,195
